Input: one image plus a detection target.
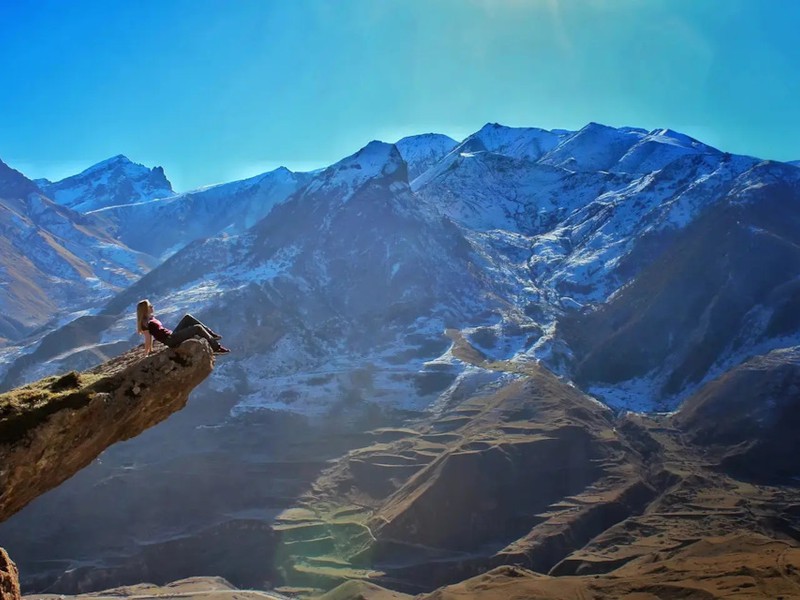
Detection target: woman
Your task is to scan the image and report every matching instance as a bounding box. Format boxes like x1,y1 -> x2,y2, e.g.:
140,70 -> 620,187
136,299 -> 230,355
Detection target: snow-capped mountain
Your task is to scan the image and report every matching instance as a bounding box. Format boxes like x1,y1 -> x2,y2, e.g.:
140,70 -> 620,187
0,159 -> 155,343
89,166 -> 310,258
1,141 -> 494,412
4,122 -> 800,417
561,158 -> 800,409
395,133 -> 458,182
470,122 -> 568,161
37,155 -> 174,212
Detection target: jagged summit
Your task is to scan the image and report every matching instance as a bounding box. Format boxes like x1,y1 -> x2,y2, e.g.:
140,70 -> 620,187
0,159 -> 40,201
39,154 -> 174,213
302,140 -> 408,203
395,133 -> 458,182
469,122 -> 567,161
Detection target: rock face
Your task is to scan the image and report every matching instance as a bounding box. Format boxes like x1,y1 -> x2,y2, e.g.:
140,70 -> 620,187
0,338 -> 214,522
0,549 -> 20,600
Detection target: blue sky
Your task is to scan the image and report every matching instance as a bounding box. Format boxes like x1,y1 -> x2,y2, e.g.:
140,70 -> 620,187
2,0 -> 799,191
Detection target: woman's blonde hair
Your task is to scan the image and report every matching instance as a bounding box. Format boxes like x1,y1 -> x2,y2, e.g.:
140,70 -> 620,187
136,299 -> 153,334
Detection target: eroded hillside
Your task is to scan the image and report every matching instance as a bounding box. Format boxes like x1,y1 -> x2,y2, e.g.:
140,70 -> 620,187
272,340 -> 800,598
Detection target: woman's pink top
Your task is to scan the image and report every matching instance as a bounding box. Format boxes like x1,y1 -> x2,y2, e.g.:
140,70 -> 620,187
146,318 -> 172,344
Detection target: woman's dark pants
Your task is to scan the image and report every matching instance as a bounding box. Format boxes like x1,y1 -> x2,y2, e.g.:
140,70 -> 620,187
166,314 -> 220,350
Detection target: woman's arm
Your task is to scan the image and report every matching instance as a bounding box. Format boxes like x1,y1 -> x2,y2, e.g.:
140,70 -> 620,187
144,331 -> 152,355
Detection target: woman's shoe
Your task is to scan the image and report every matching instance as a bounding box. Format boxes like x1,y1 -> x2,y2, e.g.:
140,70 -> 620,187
214,345 -> 231,354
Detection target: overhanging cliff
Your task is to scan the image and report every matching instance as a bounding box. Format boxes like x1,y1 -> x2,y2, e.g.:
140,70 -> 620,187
0,339 -> 214,523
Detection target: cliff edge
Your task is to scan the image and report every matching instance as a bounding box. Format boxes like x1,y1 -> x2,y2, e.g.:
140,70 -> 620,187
0,339 -> 214,523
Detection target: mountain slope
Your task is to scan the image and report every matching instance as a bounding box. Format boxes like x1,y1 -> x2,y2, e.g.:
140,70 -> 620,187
560,160 -> 800,408
271,349 -> 800,598
4,122 -> 800,597
1,141 -> 491,414
0,160 -> 155,342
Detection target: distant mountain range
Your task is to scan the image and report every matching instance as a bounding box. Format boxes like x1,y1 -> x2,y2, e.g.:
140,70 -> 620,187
2,122 -> 800,413
35,154 -> 173,213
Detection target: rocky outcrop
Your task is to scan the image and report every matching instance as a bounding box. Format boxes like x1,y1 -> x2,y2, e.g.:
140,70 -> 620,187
0,339 -> 214,523
0,548 -> 20,600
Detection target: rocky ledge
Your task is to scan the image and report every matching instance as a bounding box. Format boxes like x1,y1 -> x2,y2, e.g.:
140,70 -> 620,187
0,340 -> 215,600
0,340 -> 214,521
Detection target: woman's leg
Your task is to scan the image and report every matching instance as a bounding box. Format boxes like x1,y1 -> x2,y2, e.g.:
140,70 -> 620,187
174,314 -> 202,332
174,314 -> 221,338
166,324 -> 222,351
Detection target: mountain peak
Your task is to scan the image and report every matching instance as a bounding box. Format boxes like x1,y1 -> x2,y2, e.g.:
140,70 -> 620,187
397,132 -> 456,143
395,133 -> 459,182
75,154 -> 157,181
580,121 -> 622,135
39,155 -> 174,212
647,128 -> 713,150
540,122 -> 645,171
358,139 -> 397,158
461,122 -> 568,162
334,140 -> 405,180
477,121 -> 503,132
0,158 -> 40,200
80,154 -> 133,174
295,141 -> 409,205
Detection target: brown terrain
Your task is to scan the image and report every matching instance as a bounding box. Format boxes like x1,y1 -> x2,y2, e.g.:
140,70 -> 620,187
269,334 -> 800,598
25,577 -> 288,600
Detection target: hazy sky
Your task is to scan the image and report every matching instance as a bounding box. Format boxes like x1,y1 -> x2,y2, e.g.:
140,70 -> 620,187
2,0 -> 799,191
